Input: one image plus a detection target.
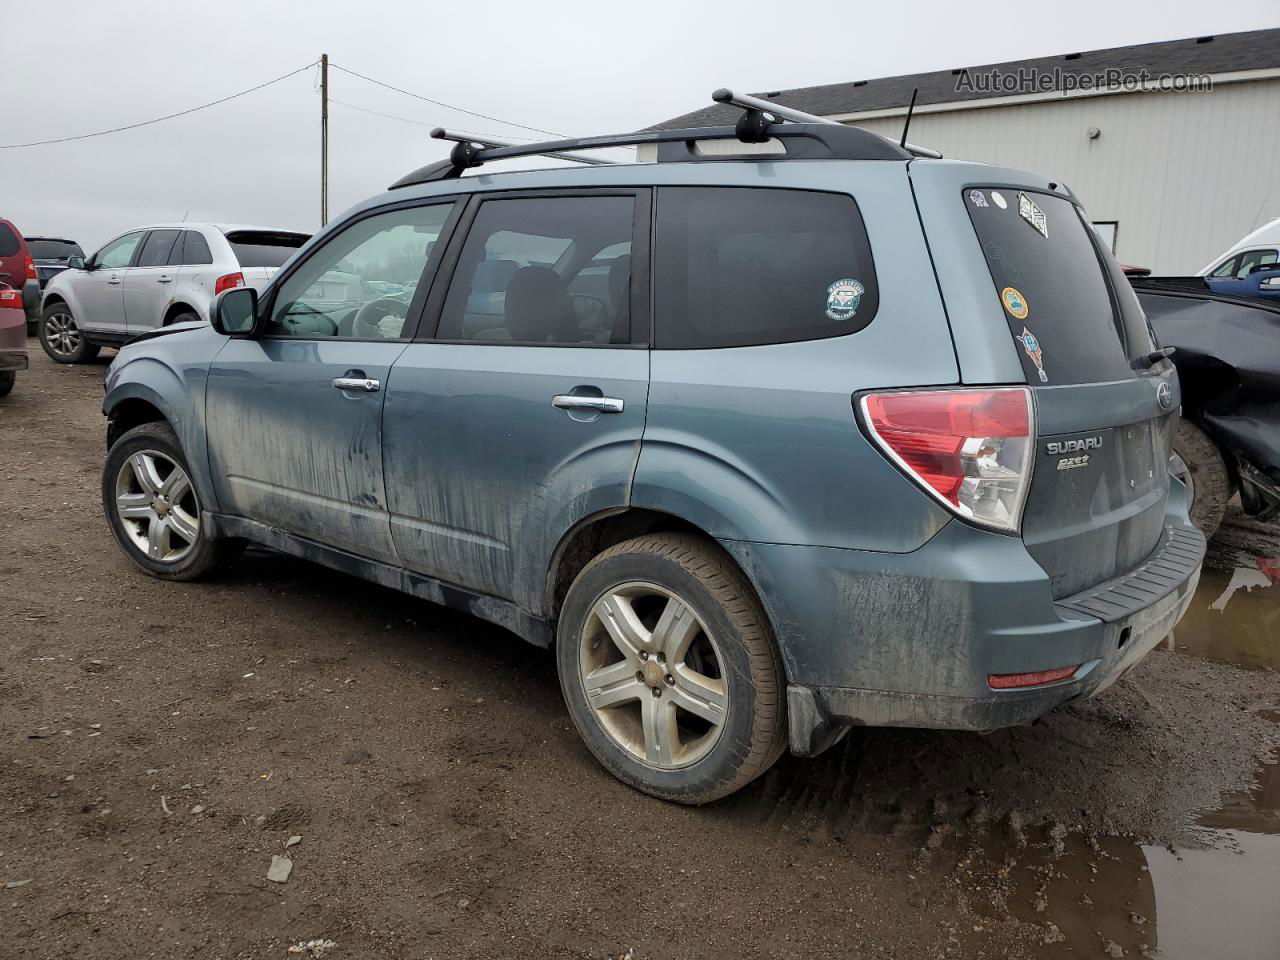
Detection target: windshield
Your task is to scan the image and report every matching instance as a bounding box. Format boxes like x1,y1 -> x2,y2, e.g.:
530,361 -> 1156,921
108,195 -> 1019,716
225,231 -> 309,268
965,187 -> 1152,385
27,239 -> 84,260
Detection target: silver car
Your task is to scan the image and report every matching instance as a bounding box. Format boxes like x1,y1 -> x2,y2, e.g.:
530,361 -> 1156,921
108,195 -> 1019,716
38,223 -> 309,363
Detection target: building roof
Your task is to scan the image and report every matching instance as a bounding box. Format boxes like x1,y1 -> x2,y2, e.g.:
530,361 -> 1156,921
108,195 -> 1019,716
649,27 -> 1280,130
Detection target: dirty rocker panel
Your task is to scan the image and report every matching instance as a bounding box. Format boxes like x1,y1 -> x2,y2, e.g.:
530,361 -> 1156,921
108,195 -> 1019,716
209,514 -> 554,648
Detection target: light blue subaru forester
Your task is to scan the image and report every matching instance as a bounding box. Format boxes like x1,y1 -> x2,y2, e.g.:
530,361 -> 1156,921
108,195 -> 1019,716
100,95 -> 1204,803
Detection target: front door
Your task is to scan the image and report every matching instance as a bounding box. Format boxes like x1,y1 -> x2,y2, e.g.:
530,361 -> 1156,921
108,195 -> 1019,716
383,190 -> 651,610
78,231 -> 144,335
204,201 -> 458,562
122,229 -> 181,334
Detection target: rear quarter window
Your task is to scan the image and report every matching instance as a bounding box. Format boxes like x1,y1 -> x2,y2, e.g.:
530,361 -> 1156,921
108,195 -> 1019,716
654,187 -> 879,349
965,187 -> 1151,384
226,231 -> 309,268
0,223 -> 19,257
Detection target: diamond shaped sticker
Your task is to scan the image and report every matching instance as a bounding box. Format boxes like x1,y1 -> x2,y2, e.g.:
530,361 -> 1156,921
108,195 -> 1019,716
1018,192 -> 1047,238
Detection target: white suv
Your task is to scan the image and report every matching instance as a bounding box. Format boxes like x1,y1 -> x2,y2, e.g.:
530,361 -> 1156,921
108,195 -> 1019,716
38,223 -> 309,363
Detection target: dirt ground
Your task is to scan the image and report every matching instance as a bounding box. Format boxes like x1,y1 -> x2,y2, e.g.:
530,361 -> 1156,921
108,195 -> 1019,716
2,344 -> 1278,960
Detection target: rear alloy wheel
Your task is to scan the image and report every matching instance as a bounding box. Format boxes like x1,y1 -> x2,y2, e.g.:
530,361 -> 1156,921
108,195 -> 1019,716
102,421 -> 239,580
557,534 -> 787,804
39,304 -> 99,364
1171,419 -> 1230,540
0,370 -> 13,397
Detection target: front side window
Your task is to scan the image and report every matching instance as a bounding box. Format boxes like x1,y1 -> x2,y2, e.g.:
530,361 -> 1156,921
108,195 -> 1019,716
654,187 -> 879,349
1236,248 -> 1278,278
135,230 -> 181,268
267,203 -> 454,339
95,232 -> 144,270
436,195 -> 635,344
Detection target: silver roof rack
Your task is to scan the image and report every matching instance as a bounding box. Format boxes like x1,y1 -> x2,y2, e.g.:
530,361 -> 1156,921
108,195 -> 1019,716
431,128 -> 617,166
712,88 -> 943,159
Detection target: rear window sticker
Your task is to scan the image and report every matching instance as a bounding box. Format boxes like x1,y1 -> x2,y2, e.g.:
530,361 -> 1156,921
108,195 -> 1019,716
1018,326 -> 1049,382
968,189 -> 989,208
984,242 -> 1022,283
825,278 -> 865,321
1001,286 -> 1029,319
1018,192 -> 1048,237
990,191 -> 1008,210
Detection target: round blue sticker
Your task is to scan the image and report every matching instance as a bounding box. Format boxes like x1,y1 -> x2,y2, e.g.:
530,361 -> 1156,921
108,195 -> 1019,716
825,278 -> 864,321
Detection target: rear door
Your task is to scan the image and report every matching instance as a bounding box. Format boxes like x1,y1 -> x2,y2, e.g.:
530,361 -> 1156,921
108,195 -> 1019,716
382,190 -> 650,610
930,176 -> 1177,598
122,229 -> 181,333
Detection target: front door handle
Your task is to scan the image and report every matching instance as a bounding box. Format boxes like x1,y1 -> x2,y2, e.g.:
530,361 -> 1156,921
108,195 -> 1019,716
156,275 -> 172,284
552,394 -> 624,414
107,275 -> 122,285
332,377 -> 380,393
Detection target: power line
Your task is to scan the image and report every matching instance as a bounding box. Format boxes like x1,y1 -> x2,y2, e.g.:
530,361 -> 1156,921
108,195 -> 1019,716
328,62 -> 567,139
329,98 -> 547,143
0,62 -> 318,150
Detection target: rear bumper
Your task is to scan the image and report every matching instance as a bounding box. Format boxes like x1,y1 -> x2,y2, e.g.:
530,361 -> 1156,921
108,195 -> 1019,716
0,307 -> 28,369
719,485 -> 1205,756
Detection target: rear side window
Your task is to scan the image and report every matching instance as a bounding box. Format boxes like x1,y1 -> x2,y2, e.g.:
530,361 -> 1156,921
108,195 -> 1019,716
965,188 -> 1151,384
654,187 -> 879,349
0,223 -> 19,257
135,230 -> 181,267
226,230 -> 308,268
172,231 -> 213,266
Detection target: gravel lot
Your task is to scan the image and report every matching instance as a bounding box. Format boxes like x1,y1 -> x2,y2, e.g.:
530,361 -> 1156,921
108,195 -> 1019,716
2,344 -> 1277,959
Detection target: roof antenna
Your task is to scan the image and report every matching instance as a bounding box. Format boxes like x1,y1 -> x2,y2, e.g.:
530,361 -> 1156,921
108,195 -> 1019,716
899,88 -> 918,150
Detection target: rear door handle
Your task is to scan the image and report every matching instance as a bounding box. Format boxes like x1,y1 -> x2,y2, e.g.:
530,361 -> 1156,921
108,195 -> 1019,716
552,394 -> 624,414
156,275 -> 172,284
107,275 -> 121,285
332,377 -> 380,393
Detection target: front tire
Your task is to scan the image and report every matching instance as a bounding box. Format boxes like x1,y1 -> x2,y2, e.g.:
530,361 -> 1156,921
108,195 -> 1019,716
102,421 -> 238,581
557,533 -> 787,804
1171,420 -> 1229,540
39,303 -> 100,364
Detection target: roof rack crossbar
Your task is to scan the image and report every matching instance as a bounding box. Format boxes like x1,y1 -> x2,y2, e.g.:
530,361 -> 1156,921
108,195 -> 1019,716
711,87 -> 943,159
430,128 -> 617,166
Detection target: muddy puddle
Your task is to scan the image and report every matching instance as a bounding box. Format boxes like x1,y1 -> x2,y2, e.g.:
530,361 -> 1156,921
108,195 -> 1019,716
1168,564 -> 1279,671
942,713 -> 1280,958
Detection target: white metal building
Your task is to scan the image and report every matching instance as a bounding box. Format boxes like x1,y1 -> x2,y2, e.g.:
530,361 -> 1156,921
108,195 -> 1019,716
652,29 -> 1280,274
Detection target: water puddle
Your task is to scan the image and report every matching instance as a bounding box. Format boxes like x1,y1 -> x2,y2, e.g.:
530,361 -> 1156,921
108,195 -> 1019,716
946,714 -> 1280,957
1167,564 -> 1279,670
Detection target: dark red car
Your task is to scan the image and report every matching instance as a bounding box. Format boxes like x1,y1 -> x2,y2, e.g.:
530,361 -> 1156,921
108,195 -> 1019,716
0,283 -> 27,396
0,218 -> 40,332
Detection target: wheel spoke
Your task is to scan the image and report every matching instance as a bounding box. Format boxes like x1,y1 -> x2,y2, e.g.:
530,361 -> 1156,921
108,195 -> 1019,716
116,492 -> 153,520
162,469 -> 191,501
168,505 -> 199,544
641,696 -> 680,766
582,660 -> 645,710
147,516 -> 168,558
651,595 -> 702,662
130,453 -> 164,495
594,592 -> 651,659
668,665 -> 727,726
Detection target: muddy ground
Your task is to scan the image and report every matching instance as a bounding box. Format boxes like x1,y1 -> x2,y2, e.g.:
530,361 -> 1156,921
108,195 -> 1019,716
2,344 -> 1278,959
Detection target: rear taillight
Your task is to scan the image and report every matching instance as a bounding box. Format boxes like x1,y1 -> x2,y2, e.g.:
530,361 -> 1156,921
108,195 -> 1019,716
0,286 -> 21,306
24,254 -> 36,280
988,664 -> 1080,689
860,387 -> 1035,533
214,272 -> 245,295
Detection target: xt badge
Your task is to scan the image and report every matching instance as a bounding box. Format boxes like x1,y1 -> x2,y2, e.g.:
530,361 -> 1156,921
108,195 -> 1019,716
1047,436 -> 1102,472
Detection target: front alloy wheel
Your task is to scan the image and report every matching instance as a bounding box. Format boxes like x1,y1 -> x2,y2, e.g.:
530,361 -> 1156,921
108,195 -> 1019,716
114,450 -> 201,562
580,582 -> 727,769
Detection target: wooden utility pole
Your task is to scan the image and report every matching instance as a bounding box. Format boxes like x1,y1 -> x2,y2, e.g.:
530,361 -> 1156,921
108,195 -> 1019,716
320,53 -> 329,227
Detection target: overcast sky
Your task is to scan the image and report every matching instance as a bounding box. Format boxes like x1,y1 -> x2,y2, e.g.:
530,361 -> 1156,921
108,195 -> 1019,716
5,0 -> 1277,251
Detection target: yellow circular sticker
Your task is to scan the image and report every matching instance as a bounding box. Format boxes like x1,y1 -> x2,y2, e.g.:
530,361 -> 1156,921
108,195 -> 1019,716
1001,286 -> 1029,320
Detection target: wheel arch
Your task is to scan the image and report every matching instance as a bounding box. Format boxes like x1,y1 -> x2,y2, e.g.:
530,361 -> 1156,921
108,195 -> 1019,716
162,301 -> 201,326
105,395 -> 170,449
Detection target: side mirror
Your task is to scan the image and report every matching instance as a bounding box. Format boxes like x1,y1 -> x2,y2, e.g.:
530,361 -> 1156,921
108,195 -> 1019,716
67,256 -> 86,270
211,286 -> 260,337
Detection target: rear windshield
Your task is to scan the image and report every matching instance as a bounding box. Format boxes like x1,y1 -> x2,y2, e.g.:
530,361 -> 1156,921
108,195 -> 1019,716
965,188 -> 1152,385
27,239 -> 84,260
225,230 -> 309,268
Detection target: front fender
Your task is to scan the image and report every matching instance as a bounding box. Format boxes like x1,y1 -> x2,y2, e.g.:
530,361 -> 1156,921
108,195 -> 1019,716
104,356 -> 221,514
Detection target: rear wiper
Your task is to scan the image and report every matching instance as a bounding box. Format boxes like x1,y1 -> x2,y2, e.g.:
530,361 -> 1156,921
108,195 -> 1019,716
1131,346 -> 1176,370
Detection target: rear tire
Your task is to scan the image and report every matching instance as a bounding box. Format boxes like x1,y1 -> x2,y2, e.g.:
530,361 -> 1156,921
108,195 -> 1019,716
102,421 -> 241,581
0,371 -> 13,397
556,533 -> 787,804
39,303 -> 100,364
169,311 -> 200,327
1172,419 -> 1229,540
